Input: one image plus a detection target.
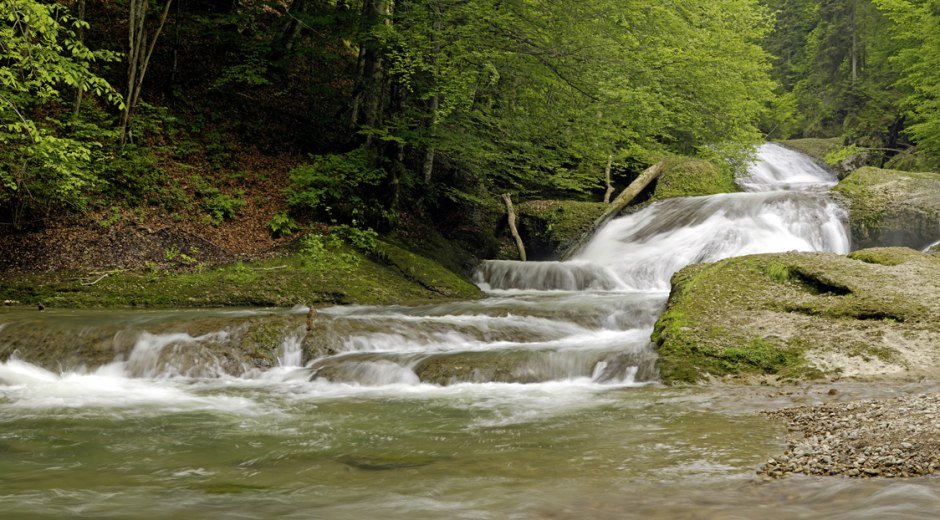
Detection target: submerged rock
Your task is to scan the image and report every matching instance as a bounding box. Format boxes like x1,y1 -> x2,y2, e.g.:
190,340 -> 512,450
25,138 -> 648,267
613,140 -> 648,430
0,313 -> 306,376
833,167 -> 940,250
653,247 -> 940,384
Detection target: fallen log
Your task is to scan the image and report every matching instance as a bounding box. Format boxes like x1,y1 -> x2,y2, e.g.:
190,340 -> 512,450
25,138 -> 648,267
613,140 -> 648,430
562,160 -> 666,259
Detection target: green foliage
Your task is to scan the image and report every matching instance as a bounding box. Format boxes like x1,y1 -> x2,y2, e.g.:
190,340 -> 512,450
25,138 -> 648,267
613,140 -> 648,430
268,211 -> 298,238
0,0 -> 122,226
872,0 -> 940,165
202,190 -> 246,225
287,149 -> 386,224
299,233 -> 358,270
824,144 -> 866,166
299,233 -> 328,263
331,225 -> 379,254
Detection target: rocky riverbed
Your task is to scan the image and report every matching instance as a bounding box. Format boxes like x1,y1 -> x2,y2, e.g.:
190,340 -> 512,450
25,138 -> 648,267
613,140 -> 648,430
759,392 -> 940,479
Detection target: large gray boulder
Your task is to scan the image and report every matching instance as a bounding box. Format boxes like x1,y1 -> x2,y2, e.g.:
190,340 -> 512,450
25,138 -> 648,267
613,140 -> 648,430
653,248 -> 940,384
833,167 -> 940,250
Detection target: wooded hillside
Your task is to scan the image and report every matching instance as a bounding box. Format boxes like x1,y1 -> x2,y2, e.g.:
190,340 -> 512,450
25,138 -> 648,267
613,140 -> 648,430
1,0 -> 937,267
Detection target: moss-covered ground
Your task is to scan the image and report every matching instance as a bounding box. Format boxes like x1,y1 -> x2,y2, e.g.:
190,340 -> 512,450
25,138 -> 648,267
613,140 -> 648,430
0,239 -> 482,309
650,156 -> 739,201
653,248 -> 940,384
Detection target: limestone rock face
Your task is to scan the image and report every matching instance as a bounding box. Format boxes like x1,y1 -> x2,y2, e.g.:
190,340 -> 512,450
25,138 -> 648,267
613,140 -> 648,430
653,248 -> 940,384
833,167 -> 940,250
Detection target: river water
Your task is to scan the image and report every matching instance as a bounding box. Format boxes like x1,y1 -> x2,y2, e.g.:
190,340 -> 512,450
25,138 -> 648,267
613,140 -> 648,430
2,144 -> 939,518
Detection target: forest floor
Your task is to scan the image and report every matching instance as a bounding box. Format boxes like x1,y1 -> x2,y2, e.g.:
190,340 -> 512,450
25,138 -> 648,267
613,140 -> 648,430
0,151 -> 300,274
0,148 -> 485,308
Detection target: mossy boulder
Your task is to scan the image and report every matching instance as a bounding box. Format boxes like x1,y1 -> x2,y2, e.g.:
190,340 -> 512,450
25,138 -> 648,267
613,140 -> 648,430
778,138 -> 842,164
833,167 -> 940,250
651,156 -> 739,200
653,248 -> 940,384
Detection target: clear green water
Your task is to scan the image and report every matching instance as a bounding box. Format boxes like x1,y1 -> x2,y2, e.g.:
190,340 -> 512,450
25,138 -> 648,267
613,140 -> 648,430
2,369 -> 939,519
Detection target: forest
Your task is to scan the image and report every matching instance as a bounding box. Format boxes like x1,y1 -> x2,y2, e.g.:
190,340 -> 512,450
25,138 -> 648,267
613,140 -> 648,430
2,0 -> 935,259
3,2 -> 940,515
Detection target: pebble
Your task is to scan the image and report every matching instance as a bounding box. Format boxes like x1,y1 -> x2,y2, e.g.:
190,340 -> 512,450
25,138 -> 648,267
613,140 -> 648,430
758,393 -> 940,479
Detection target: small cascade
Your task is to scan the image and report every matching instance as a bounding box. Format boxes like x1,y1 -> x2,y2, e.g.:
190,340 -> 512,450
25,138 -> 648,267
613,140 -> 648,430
475,260 -> 625,292
0,143 -> 851,392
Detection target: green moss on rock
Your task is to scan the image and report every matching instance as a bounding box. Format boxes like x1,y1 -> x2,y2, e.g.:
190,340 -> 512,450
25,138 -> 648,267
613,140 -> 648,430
779,138 -> 843,163
833,167 -> 940,250
654,248 -> 940,384
514,200 -> 606,260
651,156 -> 739,201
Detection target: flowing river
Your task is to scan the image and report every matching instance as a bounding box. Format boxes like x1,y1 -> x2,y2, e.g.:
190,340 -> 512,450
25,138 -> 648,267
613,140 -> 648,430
2,144 -> 939,518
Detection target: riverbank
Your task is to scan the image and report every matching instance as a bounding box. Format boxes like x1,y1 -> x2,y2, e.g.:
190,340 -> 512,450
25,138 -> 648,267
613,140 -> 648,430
0,239 -> 482,308
759,391 -> 940,479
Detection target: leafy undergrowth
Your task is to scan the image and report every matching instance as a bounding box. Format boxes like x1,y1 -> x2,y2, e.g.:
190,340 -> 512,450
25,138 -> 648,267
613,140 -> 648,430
0,239 -> 482,308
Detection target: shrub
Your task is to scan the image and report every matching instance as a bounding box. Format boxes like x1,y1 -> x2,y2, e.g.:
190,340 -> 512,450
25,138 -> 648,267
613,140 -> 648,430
332,224 -> 378,253
268,211 -> 299,237
202,189 -> 246,225
286,149 -> 386,224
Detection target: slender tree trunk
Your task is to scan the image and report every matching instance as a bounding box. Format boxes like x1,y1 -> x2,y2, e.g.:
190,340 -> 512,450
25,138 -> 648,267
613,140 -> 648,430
502,193 -> 526,262
72,0 -> 87,118
850,3 -> 858,84
275,0 -> 309,55
120,0 -> 174,147
422,2 -> 442,183
352,0 -> 393,149
603,154 -> 614,204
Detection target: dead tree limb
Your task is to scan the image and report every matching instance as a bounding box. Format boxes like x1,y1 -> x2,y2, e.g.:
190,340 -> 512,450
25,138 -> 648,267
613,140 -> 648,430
603,154 -> 615,204
562,161 -> 666,259
502,193 -> 526,262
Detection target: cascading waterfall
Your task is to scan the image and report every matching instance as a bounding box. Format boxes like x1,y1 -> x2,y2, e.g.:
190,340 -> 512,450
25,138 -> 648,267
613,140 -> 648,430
0,143 -> 849,393
6,145 -> 919,520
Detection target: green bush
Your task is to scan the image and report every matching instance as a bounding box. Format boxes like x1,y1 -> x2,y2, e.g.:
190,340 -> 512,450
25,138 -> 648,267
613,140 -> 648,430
202,190 -> 246,225
332,224 -> 378,253
286,149 -> 386,224
268,211 -> 299,237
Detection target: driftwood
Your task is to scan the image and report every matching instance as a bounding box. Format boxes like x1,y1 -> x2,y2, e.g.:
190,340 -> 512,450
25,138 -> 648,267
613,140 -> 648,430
81,269 -> 126,286
502,193 -> 527,262
562,160 -> 666,259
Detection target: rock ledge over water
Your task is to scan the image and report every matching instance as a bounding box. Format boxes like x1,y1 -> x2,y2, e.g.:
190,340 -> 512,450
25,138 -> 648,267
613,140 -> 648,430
653,247 -> 940,384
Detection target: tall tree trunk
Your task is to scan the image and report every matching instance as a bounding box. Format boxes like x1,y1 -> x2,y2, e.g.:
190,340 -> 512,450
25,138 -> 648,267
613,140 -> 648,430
352,0 -> 393,149
120,0 -> 174,147
72,0 -> 87,119
275,0 -> 309,56
850,2 -> 858,84
422,2 -> 442,183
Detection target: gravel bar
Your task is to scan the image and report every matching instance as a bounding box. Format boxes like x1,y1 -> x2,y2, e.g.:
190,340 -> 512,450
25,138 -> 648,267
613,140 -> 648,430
759,392 -> 940,479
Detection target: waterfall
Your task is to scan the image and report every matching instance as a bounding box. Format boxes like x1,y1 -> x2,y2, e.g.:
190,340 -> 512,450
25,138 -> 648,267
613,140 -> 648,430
0,143 -> 850,390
